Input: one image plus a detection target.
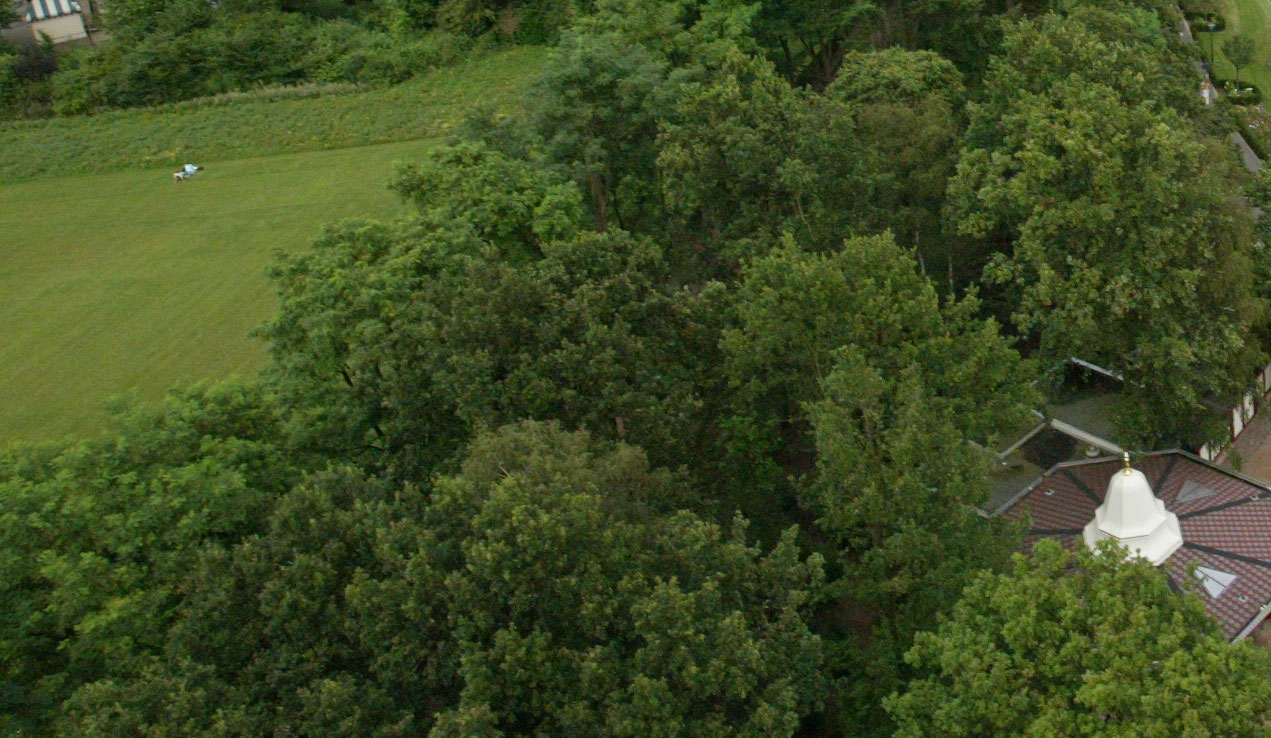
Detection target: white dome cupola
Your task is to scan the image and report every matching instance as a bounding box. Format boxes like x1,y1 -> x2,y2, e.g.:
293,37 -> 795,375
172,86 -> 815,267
1083,453 -> 1183,565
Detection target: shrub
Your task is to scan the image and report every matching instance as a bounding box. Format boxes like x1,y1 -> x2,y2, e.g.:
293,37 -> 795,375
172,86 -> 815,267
48,48 -> 116,114
0,52 -> 46,118
12,41 -> 57,81
48,12 -> 448,113
0,51 -> 16,92
159,80 -> 366,111
1184,11 -> 1225,33
1213,75 -> 1263,106
1230,83 -> 1262,106
435,0 -> 590,43
316,28 -> 468,84
1234,107 -> 1271,162
66,15 -> 469,112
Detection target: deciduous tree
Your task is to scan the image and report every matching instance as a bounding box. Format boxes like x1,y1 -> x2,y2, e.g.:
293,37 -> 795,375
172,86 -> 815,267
391,142 -> 584,260
657,49 -> 877,278
719,234 -> 1034,736
527,29 -> 675,233
751,0 -> 876,90
1224,34 -> 1256,88
420,422 -> 827,738
953,9 -> 1265,446
0,382 -> 297,735
264,222 -> 720,480
886,540 -> 1271,737
829,49 -> 966,280
722,234 -> 1035,485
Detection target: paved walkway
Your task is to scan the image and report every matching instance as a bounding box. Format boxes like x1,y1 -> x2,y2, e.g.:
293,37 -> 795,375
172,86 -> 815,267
1232,132 -> 1264,172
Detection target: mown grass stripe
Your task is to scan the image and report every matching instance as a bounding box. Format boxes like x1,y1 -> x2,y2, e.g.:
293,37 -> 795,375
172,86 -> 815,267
0,46 -> 548,184
0,141 -> 430,443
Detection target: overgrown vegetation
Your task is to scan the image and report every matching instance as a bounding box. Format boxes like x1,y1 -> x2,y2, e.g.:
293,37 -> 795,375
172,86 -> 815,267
0,0 -> 584,117
5,0 -> 1271,737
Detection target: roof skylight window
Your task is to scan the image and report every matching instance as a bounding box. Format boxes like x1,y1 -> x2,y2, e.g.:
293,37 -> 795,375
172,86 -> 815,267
1194,566 -> 1237,598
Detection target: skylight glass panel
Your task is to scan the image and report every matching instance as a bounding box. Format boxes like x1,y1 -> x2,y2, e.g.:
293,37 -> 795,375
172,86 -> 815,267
1194,566 -> 1237,598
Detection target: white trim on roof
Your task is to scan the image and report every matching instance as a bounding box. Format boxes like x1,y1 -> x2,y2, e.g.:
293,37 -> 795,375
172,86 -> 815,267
1236,600 -> 1271,641
1068,356 -> 1125,382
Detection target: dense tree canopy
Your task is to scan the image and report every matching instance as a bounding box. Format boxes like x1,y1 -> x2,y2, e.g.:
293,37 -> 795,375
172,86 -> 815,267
828,49 -> 966,277
953,2 -> 1266,445
263,214 -> 722,482
0,382 -> 300,734
423,422 -> 825,738
720,234 -> 1034,735
9,420 -> 827,738
5,0 -> 1271,735
886,540 -> 1271,737
723,234 -> 1034,478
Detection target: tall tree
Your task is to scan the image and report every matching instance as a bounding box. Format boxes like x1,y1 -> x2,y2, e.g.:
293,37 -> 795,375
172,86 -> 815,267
264,221 -> 721,481
657,49 -> 879,279
828,48 -> 966,280
805,349 -> 1026,738
953,11 -> 1265,446
720,234 -> 1034,736
58,467 -> 435,738
964,3 -> 1197,152
886,540 -> 1271,737
1224,34 -> 1256,88
433,0 -> 590,41
419,422 -> 826,738
751,0 -> 876,90
870,0 -> 983,51
0,382 -> 297,736
722,234 -> 1035,488
526,29 -> 675,233
391,142 -> 584,261
261,217 -> 481,479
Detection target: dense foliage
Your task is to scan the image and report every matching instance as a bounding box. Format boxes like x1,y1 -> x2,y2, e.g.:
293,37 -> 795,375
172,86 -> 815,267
5,0 -> 1271,736
45,15 -> 467,113
887,540 -> 1271,736
954,1 -> 1265,446
0,0 -> 585,116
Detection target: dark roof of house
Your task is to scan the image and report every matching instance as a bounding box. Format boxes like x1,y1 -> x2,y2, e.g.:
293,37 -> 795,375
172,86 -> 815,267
999,451 -> 1271,640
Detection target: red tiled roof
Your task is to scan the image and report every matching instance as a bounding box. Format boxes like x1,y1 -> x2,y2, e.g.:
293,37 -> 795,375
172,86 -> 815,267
1001,452 -> 1271,640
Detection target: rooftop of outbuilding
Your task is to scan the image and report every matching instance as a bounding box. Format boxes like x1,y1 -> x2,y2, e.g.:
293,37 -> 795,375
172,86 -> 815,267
998,451 -> 1271,641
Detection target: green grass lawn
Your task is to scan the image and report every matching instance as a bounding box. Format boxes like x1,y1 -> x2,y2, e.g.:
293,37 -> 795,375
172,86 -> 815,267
0,45 -> 548,183
0,140 -> 433,443
0,44 -> 547,445
1200,0 -> 1271,93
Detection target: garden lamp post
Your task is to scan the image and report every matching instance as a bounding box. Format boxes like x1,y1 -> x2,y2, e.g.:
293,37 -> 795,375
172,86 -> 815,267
1209,21 -> 1217,70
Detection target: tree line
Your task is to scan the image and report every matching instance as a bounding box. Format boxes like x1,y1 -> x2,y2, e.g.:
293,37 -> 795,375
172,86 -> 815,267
6,0 -> 1271,736
0,0 -> 591,116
